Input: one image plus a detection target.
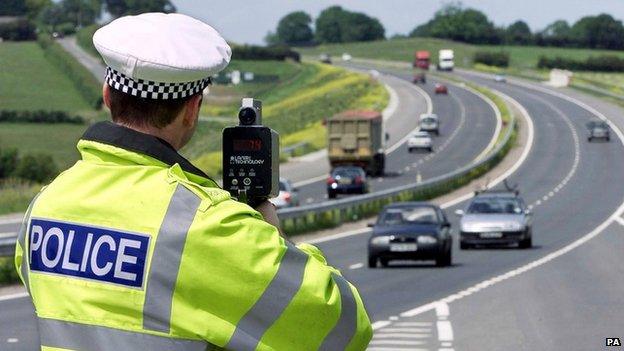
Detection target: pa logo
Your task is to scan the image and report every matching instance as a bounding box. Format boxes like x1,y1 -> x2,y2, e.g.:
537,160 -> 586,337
607,338 -> 622,347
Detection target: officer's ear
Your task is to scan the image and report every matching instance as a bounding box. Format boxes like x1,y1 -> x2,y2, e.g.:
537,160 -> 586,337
182,94 -> 202,127
103,84 -> 112,110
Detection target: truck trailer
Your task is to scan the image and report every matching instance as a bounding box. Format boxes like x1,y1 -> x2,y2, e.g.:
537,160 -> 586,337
327,110 -> 386,176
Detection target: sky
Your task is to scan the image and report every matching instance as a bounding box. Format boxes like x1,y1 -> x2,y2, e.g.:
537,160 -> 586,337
172,0 -> 624,44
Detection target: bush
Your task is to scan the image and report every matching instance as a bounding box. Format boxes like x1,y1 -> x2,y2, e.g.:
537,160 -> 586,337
0,148 -> 18,178
54,22 -> 77,36
537,55 -> 624,72
0,18 -> 36,41
0,110 -> 84,124
474,51 -> 510,67
12,153 -> 58,183
232,44 -> 300,62
0,257 -> 20,285
37,35 -> 103,109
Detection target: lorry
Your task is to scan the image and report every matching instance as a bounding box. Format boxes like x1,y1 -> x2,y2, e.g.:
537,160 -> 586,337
327,110 -> 386,176
413,50 -> 430,70
438,49 -> 455,71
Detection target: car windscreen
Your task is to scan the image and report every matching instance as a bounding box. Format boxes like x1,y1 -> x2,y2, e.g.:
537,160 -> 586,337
333,168 -> 362,178
467,197 -> 523,214
378,207 -> 439,225
421,117 -> 436,123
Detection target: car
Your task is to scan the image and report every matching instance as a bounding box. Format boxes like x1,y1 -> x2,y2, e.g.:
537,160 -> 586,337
408,131 -> 433,152
342,53 -> 352,61
368,202 -> 453,267
319,53 -> 332,64
419,113 -> 440,136
456,189 -> 533,249
270,178 -> 300,209
587,119 -> 610,142
327,166 -> 369,199
434,83 -> 448,94
413,72 -> 426,84
494,74 -> 507,83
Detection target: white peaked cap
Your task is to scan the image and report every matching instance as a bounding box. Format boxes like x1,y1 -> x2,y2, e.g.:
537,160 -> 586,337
93,12 -> 232,100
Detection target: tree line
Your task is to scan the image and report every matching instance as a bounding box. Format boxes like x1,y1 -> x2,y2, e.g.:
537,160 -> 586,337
410,3 -> 624,50
0,0 -> 175,36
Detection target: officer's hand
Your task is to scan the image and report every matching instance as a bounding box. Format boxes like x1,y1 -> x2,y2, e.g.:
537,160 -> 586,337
255,201 -> 282,231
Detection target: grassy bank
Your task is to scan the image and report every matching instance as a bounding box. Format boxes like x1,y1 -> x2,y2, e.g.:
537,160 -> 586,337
297,37 -> 624,70
0,42 -> 91,112
187,62 -> 388,178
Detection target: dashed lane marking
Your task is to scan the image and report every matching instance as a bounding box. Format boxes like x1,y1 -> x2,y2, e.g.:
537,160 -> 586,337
349,263 -> 364,270
614,216 -> 624,226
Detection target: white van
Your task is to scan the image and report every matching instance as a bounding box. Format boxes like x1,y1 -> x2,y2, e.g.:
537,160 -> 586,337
438,49 -> 454,71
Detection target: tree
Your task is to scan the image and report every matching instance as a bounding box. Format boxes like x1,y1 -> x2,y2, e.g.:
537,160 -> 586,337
570,14 -> 624,50
315,6 -> 385,44
505,20 -> 532,45
0,0 -> 27,16
103,0 -> 175,18
410,3 -> 500,44
537,20 -> 571,46
39,0 -> 101,29
275,11 -> 313,45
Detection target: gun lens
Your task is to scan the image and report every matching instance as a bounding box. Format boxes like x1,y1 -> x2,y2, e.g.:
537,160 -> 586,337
239,108 -> 257,125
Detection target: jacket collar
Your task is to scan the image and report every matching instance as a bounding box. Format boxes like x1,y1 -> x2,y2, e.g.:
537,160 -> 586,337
81,121 -> 212,181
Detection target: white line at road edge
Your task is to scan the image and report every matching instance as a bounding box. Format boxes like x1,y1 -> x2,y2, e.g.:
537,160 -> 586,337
397,77 -> 624,322
0,292 -> 28,302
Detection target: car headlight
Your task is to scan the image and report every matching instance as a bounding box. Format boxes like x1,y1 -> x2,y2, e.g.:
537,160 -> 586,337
417,235 -> 438,244
371,236 -> 390,245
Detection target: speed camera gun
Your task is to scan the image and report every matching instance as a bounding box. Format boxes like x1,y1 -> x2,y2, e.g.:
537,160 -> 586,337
223,98 -> 279,206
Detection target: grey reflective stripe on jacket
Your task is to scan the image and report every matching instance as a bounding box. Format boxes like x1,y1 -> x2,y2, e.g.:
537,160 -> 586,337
39,318 -> 210,351
16,191 -> 43,293
143,185 -> 201,333
318,273 -> 358,350
226,243 -> 309,351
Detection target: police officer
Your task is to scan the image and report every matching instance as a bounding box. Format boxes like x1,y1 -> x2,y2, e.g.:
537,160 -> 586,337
14,12 -> 372,351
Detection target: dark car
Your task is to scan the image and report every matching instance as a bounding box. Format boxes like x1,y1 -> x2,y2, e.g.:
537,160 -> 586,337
434,83 -> 448,94
368,203 -> 452,267
413,72 -> 426,84
327,166 -> 369,199
587,119 -> 610,142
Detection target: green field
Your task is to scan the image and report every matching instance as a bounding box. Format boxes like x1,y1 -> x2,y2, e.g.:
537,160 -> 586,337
298,37 -> 624,70
0,42 -> 92,112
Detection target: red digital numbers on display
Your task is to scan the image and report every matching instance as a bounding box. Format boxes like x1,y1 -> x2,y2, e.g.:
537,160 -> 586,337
233,139 -> 262,151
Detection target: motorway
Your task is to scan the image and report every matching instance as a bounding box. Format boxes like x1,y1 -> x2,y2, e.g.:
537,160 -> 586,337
2,66 -> 624,350
290,70 -> 499,205
309,70 -> 624,350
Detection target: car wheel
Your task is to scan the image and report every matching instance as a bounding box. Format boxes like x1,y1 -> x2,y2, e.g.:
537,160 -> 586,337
519,236 -> 532,249
435,130 -> 440,136
379,258 -> 389,267
408,148 -> 413,153
588,137 -> 592,142
328,192 -> 336,199
368,255 -> 377,268
460,242 -> 470,250
436,249 -> 451,267
607,137 -> 611,142
428,147 -> 433,152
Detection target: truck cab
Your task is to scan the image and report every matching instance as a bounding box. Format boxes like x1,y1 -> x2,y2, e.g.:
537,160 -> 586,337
438,49 -> 455,71
414,50 -> 430,70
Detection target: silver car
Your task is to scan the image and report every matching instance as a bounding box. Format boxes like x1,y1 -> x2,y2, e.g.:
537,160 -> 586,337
419,113 -> 439,136
587,119 -> 610,142
455,192 -> 533,249
270,178 -> 300,209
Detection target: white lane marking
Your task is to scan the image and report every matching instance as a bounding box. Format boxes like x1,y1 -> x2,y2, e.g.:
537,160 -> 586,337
389,316 -> 399,321
614,216 -> 624,226
439,348 -> 455,351
436,321 -> 454,342
438,78 -> 502,163
305,227 -> 371,245
293,174 -> 327,188
522,93 -> 581,208
374,333 -> 431,338
0,232 -> 17,239
6,338 -> 18,343
395,322 -> 433,327
305,198 -> 314,204
371,320 -> 392,330
349,263 -> 364,270
370,339 -> 428,345
441,342 -> 452,347
385,82 -> 433,154
435,302 -> 449,319
0,217 -> 22,225
382,82 -> 399,122
440,90 -> 535,210
0,292 -> 28,302
379,328 -> 432,333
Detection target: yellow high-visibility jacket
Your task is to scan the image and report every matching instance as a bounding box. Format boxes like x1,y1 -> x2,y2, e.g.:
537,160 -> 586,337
15,121 -> 372,351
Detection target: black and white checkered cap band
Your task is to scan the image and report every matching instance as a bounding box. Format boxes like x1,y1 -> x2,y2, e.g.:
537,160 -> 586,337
105,67 -> 211,100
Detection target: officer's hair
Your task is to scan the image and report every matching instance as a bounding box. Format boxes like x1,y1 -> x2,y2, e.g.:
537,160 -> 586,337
108,88 -> 199,128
